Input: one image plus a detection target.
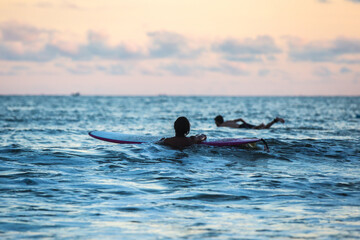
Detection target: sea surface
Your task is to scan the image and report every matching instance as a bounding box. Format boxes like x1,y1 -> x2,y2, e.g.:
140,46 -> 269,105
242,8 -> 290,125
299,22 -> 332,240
0,96 -> 359,239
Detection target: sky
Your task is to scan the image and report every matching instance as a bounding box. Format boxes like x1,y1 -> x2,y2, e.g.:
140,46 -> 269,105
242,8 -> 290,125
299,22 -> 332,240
0,0 -> 359,95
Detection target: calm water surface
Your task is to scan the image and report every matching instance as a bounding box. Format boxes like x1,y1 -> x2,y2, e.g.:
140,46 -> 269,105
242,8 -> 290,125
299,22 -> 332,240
0,96 -> 359,239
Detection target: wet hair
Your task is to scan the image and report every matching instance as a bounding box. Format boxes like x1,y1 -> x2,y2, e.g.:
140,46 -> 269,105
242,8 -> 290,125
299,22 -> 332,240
214,115 -> 224,124
174,116 -> 190,137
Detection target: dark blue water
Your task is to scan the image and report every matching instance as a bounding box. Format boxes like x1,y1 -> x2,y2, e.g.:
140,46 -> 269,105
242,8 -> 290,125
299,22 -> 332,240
0,96 -> 359,239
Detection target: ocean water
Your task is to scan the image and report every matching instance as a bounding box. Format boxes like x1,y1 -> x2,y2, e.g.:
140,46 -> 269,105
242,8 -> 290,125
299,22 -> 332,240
0,96 -> 359,239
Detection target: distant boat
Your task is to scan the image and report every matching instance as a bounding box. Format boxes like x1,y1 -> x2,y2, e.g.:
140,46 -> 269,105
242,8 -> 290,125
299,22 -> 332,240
71,92 -> 80,97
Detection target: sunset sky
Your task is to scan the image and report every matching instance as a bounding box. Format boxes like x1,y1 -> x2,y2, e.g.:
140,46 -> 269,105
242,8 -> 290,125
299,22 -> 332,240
0,0 -> 359,95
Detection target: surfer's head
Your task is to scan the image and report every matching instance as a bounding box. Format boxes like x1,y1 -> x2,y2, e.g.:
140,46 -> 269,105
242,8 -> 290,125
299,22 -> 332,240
174,116 -> 190,137
214,115 -> 224,126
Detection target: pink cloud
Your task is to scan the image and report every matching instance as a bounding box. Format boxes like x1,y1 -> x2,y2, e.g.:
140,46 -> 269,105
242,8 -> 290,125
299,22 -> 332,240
0,21 -> 50,43
288,37 -> 360,63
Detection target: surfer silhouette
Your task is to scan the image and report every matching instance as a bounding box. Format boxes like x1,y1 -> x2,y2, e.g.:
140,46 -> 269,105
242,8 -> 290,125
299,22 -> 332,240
162,116 -> 206,149
214,115 -> 285,129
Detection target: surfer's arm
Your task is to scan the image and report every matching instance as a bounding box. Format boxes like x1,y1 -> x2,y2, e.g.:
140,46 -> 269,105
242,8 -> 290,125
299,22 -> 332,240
190,134 -> 207,143
157,137 -> 167,144
233,118 -> 246,124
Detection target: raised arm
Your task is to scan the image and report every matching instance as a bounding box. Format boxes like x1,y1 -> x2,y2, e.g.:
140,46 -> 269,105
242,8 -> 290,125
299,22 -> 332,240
233,118 -> 246,124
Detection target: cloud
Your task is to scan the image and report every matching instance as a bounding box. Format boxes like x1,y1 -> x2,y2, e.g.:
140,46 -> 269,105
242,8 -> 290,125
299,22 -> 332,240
55,63 -> 129,75
0,23 -> 277,77
35,1 -> 54,8
0,65 -> 28,75
0,24 -> 203,62
0,23 -> 144,61
72,31 -> 143,61
354,73 -> 360,84
313,66 -> 332,77
0,21 -> 51,43
0,22 -> 55,61
160,63 -> 196,76
4,22 -> 358,80
99,64 -> 128,75
212,36 -> 281,62
35,1 -> 81,10
347,0 -> 360,3
0,23 -> 281,67
258,69 -> 270,76
206,63 -> 249,76
0,22 -> 64,61
140,69 -> 163,76
62,64 -> 94,75
147,31 -> 203,59
340,67 -> 351,74
157,62 -> 249,77
288,37 -> 360,63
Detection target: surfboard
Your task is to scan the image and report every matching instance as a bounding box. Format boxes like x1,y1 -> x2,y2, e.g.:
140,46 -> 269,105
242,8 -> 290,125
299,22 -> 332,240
89,131 -> 267,147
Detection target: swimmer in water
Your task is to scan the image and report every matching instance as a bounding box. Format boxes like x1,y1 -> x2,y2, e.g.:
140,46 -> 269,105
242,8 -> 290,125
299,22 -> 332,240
162,116 -> 207,149
214,115 -> 285,129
